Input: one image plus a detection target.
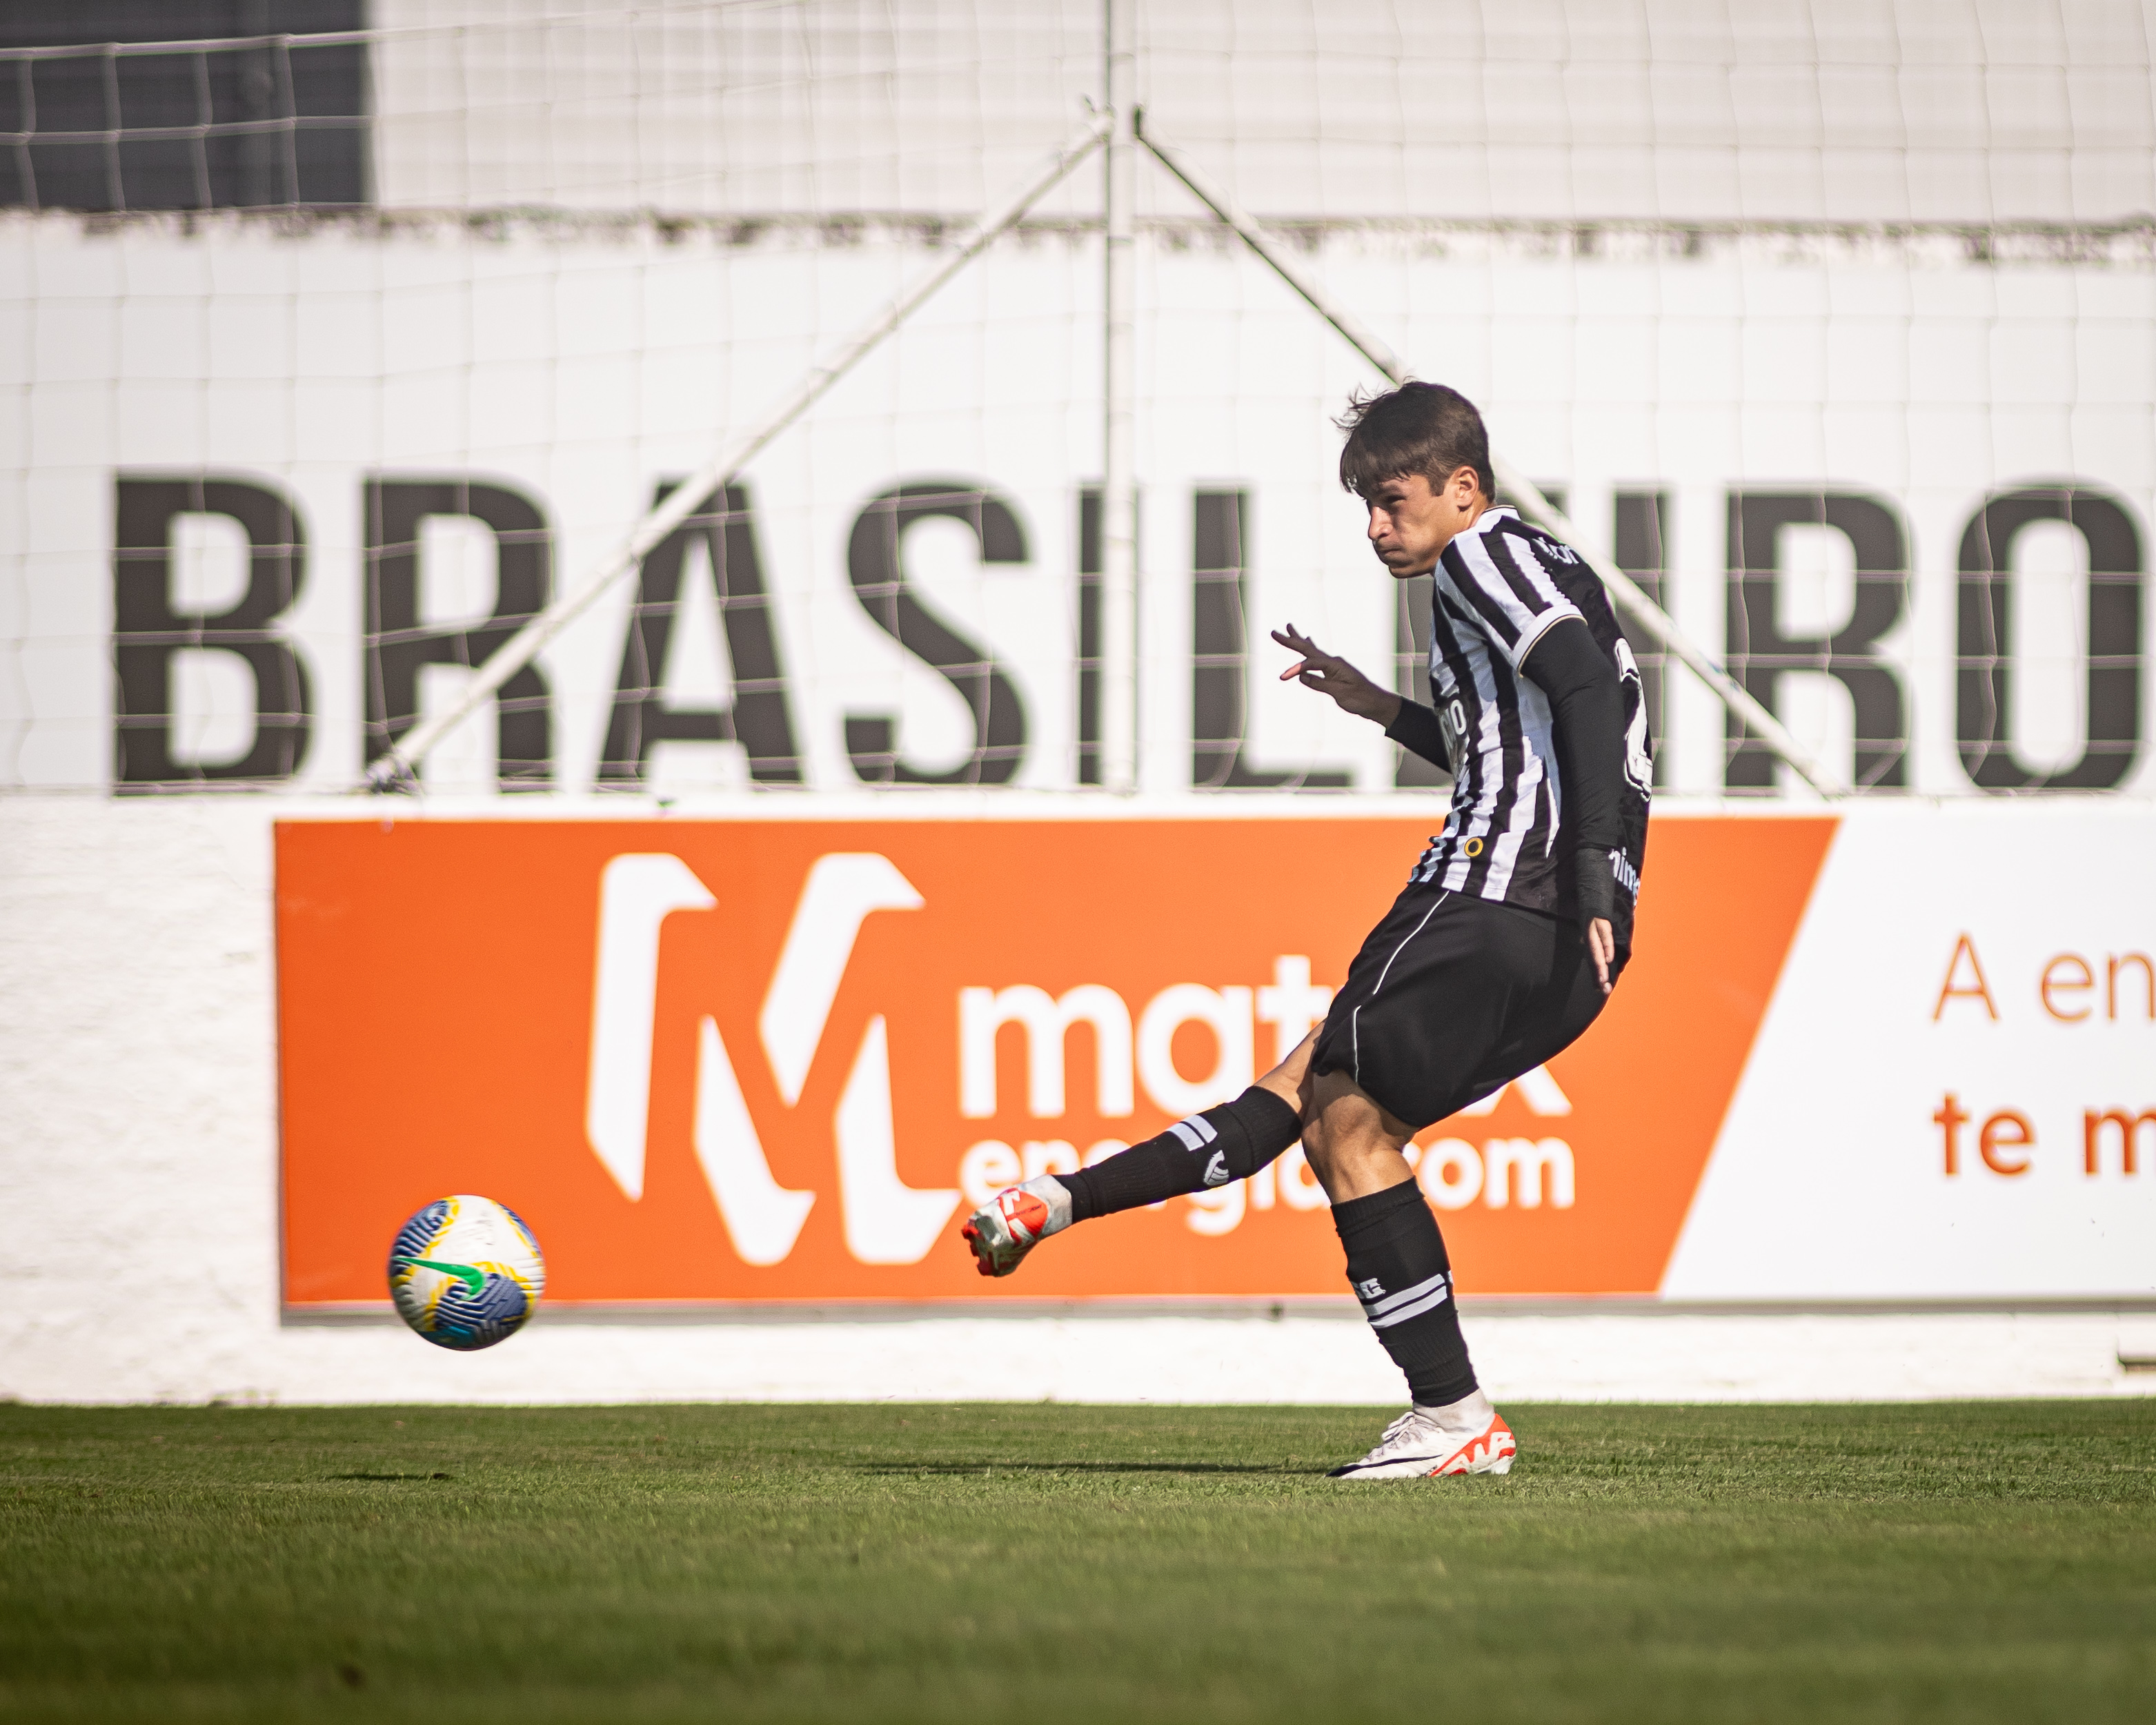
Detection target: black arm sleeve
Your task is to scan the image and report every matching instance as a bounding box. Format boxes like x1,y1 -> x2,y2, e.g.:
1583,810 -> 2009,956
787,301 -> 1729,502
1383,698 -> 1451,771
1521,616 -> 1628,929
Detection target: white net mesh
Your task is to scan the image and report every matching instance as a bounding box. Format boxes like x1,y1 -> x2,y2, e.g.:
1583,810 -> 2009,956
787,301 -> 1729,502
3,0 -> 2153,797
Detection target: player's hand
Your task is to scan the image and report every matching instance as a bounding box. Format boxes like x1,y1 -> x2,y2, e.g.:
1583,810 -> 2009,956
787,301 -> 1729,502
1272,624 -> 1402,727
1586,917 -> 1615,996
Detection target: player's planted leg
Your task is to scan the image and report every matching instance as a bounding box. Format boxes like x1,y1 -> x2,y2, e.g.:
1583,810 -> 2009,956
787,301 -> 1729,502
1300,1068 -> 1515,1479
1327,1179 -> 1513,1478
960,1084 -> 1303,1278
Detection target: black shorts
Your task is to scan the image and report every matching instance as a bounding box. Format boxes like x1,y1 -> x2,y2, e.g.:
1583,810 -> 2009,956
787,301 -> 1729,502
1311,885 -> 1619,1130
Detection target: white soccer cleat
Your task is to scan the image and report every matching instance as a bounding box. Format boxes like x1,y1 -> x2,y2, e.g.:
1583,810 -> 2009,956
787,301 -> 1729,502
1326,1407 -> 1516,1480
960,1179 -> 1069,1279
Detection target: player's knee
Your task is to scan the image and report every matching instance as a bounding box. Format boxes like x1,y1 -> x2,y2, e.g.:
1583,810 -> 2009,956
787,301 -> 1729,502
1298,1114 -> 1343,1187
1300,1077 -> 1414,1194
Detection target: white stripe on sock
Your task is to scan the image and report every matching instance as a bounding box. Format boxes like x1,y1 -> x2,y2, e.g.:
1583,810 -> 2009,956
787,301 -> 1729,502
1168,1116 -> 1218,1152
1359,1269 -> 1450,1318
1370,1284 -> 1453,1328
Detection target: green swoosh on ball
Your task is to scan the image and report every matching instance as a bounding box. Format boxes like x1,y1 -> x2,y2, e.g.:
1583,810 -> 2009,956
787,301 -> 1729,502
395,1256 -> 487,1294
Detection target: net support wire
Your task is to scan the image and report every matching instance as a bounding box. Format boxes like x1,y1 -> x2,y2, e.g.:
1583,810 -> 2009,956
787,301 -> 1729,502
1139,116 -> 1849,801
364,110 -> 1112,791
1098,0 -> 1139,794
362,93 -> 1843,800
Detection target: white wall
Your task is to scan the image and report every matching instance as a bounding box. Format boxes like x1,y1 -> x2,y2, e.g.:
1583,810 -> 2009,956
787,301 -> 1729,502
6,215 -> 2150,798
10,3 -> 2156,800
3,793 -> 2153,1406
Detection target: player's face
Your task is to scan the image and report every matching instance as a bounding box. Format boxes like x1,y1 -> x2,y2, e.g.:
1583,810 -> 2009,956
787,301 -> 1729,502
1364,467 -> 1487,577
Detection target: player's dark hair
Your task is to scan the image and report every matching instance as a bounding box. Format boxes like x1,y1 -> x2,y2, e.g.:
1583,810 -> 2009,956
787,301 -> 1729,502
1336,382 -> 1494,502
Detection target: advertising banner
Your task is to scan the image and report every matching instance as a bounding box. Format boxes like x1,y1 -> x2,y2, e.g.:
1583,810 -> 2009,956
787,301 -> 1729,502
1659,805 -> 2156,1303
276,813 -> 1834,1307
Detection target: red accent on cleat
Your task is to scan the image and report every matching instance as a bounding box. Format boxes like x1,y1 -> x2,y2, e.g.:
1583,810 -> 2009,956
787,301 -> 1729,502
960,1185 -> 1056,1278
1325,1408 -> 1517,1480
993,1188 -> 1050,1243
1430,1414 -> 1516,1477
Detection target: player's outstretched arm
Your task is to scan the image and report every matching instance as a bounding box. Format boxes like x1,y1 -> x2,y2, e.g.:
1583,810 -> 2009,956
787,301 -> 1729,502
1274,624 -> 1454,769
1521,616 -> 1627,993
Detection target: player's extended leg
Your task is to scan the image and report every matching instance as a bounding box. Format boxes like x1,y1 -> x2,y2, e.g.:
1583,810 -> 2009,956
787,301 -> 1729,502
1299,1065 -> 1514,1479
959,1043 -> 1314,1277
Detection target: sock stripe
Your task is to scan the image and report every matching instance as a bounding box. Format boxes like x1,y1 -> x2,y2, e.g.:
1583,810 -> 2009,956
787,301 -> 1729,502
1360,1268 -> 1450,1319
1064,1088 -> 1298,1223
1335,1177 -> 1478,1407
1167,1116 -> 1218,1152
1370,1283 -> 1453,1328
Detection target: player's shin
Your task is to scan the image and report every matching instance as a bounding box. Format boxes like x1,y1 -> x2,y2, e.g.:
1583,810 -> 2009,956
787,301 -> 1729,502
1060,1086 -> 1303,1221
1334,1178 -> 1480,1409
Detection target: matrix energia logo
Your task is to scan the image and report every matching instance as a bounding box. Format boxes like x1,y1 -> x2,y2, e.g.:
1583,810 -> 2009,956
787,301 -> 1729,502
277,816 -> 1828,1303
584,851 -> 954,1266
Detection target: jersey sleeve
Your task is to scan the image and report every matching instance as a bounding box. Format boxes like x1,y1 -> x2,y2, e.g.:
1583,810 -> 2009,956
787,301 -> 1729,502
1438,521 -> 1585,672
1384,698 -> 1452,773
1519,615 -> 1630,929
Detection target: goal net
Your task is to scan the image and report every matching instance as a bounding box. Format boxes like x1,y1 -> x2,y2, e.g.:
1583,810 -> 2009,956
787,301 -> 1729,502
3,0 -> 2151,801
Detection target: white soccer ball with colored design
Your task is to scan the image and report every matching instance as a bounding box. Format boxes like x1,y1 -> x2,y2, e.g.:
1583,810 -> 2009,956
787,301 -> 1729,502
387,1194 -> 546,1350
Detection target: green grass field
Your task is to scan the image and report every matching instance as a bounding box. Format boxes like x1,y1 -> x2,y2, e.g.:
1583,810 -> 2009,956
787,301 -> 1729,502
2,1401 -> 2153,1724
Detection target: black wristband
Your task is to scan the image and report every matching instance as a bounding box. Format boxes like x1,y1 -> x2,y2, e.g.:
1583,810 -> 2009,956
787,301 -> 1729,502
1574,846 -> 1617,929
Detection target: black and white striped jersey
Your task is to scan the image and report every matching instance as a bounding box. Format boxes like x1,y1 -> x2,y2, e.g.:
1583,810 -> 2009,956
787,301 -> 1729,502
1408,507 -> 1652,947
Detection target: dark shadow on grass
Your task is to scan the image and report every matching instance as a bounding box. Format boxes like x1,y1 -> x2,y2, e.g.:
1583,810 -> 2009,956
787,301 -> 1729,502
329,1472 -> 454,1481
856,1460 -> 1322,1478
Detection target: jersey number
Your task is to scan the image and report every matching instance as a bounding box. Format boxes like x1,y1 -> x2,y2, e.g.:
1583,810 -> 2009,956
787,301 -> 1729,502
1438,697 -> 1470,776
1612,639 -> 1654,795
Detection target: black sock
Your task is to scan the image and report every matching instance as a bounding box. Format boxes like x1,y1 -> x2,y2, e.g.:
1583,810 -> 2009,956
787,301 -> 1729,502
1062,1086 -> 1303,1222
1333,1178 -> 1477,1406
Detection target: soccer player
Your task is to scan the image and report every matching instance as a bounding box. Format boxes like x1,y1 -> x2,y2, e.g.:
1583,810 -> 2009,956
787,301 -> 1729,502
962,382 -> 1650,1479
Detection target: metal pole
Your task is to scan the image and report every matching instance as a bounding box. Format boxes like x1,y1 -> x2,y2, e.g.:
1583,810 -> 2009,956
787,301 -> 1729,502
364,113 -> 1111,791
1098,0 -> 1138,793
1138,119 -> 1849,800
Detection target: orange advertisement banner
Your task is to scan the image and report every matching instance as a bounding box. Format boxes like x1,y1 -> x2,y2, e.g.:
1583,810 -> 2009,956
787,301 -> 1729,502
276,816 -> 1833,1306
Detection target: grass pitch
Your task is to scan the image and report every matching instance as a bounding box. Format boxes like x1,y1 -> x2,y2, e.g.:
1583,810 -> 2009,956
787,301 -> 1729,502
2,1401 -> 2153,1723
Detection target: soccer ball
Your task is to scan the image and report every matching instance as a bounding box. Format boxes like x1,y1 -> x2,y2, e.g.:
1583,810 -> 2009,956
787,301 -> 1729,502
386,1194 -> 546,1350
